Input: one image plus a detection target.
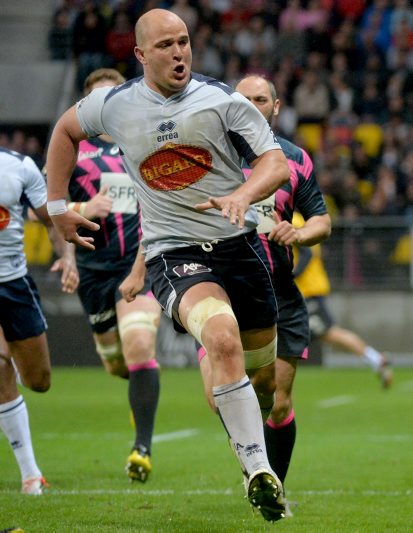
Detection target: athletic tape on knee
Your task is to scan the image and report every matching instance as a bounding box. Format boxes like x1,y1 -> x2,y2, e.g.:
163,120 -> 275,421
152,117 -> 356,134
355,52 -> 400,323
118,311 -> 158,340
244,336 -> 277,370
186,296 -> 237,345
95,340 -> 123,362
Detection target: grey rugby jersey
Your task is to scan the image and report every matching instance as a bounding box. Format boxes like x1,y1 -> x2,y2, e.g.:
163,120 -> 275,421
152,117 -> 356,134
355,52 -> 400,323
0,148 -> 47,282
76,73 -> 281,260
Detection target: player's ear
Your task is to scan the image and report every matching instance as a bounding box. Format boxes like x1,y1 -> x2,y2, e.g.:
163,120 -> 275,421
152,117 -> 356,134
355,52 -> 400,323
134,46 -> 146,65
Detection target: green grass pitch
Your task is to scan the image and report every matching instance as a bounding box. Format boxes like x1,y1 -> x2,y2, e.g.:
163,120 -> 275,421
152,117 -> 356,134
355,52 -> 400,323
0,366 -> 412,532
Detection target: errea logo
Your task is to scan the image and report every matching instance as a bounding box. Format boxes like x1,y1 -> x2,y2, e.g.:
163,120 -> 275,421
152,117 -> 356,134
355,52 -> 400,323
157,120 -> 176,133
156,121 -> 179,142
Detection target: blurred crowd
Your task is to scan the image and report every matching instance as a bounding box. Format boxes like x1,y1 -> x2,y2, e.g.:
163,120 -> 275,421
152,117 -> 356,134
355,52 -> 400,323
5,0 -> 413,225
0,129 -> 46,170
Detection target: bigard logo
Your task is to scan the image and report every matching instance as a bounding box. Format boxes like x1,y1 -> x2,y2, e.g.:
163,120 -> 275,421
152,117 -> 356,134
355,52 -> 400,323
140,143 -> 213,191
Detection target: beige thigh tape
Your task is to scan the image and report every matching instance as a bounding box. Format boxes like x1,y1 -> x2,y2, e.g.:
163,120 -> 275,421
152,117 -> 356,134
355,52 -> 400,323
186,296 -> 237,344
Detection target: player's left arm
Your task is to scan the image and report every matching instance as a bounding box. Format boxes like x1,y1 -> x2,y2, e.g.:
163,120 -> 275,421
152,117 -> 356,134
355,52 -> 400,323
47,105 -> 100,249
119,245 -> 146,302
196,149 -> 290,228
269,212 -> 331,246
33,204 -> 79,293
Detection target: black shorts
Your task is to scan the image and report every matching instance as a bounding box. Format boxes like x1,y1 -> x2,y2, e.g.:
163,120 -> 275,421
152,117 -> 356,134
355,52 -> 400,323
0,275 -> 47,341
77,265 -> 152,334
305,296 -> 335,338
276,278 -> 309,359
145,231 -> 277,333
259,236 -> 309,359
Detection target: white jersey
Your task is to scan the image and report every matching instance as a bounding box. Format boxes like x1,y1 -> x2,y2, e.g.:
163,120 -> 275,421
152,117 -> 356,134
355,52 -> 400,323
0,148 -> 47,282
76,73 -> 282,260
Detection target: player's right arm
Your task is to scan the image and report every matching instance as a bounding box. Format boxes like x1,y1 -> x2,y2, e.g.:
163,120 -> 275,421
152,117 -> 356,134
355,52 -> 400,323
119,245 -> 146,302
46,105 -> 100,249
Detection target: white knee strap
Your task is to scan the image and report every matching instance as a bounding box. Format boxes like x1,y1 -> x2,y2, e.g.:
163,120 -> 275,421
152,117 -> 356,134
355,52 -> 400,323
186,296 -> 237,345
95,340 -> 123,362
244,336 -> 277,370
118,311 -> 158,340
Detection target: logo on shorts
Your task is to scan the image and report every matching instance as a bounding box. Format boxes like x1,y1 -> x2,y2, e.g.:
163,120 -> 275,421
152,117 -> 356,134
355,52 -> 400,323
173,263 -> 212,277
0,205 -> 11,230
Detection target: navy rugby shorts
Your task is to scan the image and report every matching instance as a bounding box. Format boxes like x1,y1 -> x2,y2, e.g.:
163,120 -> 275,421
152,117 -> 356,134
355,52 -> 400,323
0,275 -> 47,341
259,235 -> 309,359
145,230 -> 277,333
275,278 -> 309,359
77,265 -> 152,334
305,296 -> 335,338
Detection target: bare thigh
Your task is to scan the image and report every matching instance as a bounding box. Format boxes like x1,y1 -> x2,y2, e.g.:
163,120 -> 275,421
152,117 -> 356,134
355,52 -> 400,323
8,333 -> 51,392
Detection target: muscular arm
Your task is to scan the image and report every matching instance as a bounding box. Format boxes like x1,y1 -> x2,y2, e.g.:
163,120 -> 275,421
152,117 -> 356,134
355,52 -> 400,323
46,106 -> 100,248
239,149 -> 290,205
47,105 -> 87,201
269,212 -> 331,246
196,149 -> 290,228
294,213 -> 331,246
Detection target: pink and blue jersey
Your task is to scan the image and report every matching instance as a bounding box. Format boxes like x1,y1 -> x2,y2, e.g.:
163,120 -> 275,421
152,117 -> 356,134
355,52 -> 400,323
251,136 -> 327,274
69,137 -> 140,271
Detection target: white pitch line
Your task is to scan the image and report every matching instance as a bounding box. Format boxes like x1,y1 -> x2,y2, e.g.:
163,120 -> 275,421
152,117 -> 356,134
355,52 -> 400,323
153,429 -> 199,442
0,488 -> 410,497
318,395 -> 355,408
38,428 -> 199,442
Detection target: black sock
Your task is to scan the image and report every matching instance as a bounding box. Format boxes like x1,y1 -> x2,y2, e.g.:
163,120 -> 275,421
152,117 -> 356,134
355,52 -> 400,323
128,367 -> 160,455
264,416 -> 296,484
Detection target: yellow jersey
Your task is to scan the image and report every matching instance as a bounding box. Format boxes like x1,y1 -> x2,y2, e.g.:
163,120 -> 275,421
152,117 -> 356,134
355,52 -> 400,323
292,213 -> 331,298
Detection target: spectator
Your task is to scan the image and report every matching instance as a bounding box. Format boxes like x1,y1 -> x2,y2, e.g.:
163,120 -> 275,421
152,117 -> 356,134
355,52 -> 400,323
25,136 -> 45,171
293,69 -> 331,125
233,15 -> 276,64
48,8 -> 73,60
106,11 -> 137,79
191,24 -> 225,79
390,0 -> 413,35
169,0 -> 199,36
367,165 -> 402,216
72,1 -> 108,92
10,130 -> 26,154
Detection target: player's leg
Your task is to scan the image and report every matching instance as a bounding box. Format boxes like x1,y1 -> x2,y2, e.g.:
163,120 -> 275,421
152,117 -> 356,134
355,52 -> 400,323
321,325 -> 393,388
117,292 -> 161,482
181,283 -> 284,520
246,359 -> 276,423
9,334 -> 51,392
265,357 -> 297,484
257,278 -> 309,519
0,278 -> 50,495
77,267 -> 129,378
311,295 -> 393,388
93,329 -> 128,378
6,337 -> 50,495
147,237 -> 285,521
181,283 -> 271,471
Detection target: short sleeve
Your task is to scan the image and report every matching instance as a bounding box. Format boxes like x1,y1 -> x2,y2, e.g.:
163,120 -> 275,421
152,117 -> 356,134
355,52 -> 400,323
76,86 -> 112,137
